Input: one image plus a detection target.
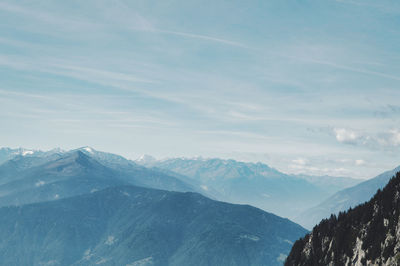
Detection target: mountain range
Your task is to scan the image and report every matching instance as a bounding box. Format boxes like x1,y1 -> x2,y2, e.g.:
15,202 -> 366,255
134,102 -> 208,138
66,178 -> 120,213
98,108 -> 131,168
0,147 -> 309,265
0,149 -> 201,208
138,156 -> 361,221
3,146 -> 394,265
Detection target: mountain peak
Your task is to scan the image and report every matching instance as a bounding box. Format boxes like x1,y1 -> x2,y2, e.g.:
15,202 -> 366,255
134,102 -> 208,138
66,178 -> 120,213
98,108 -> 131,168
43,150 -> 101,171
77,146 -> 95,154
136,154 -> 157,165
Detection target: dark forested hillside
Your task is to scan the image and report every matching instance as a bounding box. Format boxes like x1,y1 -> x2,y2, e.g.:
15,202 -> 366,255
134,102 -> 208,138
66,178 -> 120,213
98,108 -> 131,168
0,185 -> 307,266
296,165 -> 400,229
285,172 -> 400,266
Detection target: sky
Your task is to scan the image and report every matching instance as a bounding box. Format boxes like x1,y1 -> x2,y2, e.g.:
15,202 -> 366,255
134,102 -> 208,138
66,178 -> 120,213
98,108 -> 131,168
1,0 -> 400,179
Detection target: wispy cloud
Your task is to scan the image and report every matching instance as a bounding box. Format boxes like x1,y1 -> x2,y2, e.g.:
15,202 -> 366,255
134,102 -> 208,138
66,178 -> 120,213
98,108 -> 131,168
285,55 -> 400,82
156,29 -> 246,48
334,0 -> 400,14
0,2 -> 98,32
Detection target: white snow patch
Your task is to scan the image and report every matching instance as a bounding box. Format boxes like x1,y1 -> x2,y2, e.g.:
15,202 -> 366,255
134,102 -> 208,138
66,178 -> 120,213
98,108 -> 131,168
83,147 -> 94,154
122,191 -> 130,197
201,185 -> 209,191
54,194 -> 59,199
35,180 -> 45,187
126,256 -> 154,266
22,150 -> 34,156
91,188 -> 98,193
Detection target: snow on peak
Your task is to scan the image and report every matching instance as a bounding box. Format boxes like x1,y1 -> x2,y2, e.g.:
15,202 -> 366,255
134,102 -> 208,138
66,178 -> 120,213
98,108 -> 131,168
13,148 -> 35,156
136,154 -> 157,165
82,147 -> 94,154
22,150 -> 34,156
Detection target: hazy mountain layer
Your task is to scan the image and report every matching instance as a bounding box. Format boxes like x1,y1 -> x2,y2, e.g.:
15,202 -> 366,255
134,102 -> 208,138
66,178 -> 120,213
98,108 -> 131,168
294,174 -> 361,195
297,165 -> 400,229
144,158 -> 335,220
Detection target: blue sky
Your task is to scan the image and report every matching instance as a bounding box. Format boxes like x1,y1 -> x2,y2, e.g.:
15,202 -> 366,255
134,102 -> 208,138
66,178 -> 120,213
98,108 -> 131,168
1,0 -> 400,178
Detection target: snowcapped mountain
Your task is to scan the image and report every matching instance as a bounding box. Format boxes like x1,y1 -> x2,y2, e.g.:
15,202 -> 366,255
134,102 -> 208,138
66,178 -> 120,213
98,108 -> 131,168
0,146 -> 363,227
0,147 -> 64,165
0,147 -> 310,266
0,149 -> 198,207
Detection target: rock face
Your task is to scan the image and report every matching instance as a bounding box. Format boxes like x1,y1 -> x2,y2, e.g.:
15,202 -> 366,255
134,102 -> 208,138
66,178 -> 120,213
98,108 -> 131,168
285,171 -> 400,266
0,185 -> 307,266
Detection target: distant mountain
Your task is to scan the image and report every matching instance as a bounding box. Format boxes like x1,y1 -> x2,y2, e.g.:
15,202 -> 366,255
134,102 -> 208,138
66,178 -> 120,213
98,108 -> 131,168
0,185 -> 308,266
285,171 -> 400,266
141,158 -> 328,220
0,147 -> 63,165
136,154 -> 158,166
74,147 -> 200,194
294,174 -> 361,195
296,165 -> 400,229
0,150 -> 197,207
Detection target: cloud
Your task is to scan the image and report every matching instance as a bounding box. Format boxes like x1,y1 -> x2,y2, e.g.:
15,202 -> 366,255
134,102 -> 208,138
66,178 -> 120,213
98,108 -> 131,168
298,57 -> 400,82
334,128 -> 359,144
289,162 -> 351,176
381,129 -> 400,147
292,158 -> 308,165
0,2 -> 98,33
355,159 -> 365,166
333,128 -> 400,150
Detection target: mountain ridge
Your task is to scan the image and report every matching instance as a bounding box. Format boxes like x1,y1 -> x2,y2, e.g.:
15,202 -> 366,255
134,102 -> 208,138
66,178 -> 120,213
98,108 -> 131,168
0,184 -> 308,266
297,164 -> 400,229
141,157 -> 359,221
285,171 -> 400,265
